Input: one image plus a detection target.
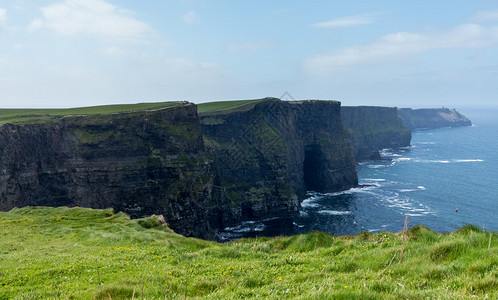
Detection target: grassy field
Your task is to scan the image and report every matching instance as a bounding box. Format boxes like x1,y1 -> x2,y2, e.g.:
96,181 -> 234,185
0,207 -> 496,299
197,99 -> 266,114
0,99 -> 265,125
0,102 -> 180,125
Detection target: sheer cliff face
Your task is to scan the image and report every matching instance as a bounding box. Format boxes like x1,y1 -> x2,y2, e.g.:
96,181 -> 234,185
397,108 -> 472,130
0,104 -> 214,239
200,99 -> 358,228
0,100 -> 359,239
342,106 -> 412,161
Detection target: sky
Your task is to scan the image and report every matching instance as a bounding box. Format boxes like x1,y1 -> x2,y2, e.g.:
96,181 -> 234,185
1,0 -> 498,108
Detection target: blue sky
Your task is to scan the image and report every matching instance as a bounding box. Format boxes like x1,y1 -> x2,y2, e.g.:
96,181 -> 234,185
1,0 -> 498,108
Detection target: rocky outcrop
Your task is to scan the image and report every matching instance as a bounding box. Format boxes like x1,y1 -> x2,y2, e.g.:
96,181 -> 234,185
200,99 -> 358,229
397,108 -> 472,130
342,106 -> 411,161
0,103 -> 214,239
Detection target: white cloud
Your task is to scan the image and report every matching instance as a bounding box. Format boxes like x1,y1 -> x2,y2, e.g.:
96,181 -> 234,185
161,57 -> 218,72
27,19 -> 43,32
0,8 -> 7,28
304,23 -> 498,75
312,15 -> 373,28
471,9 -> 498,22
182,11 -> 201,24
228,40 -> 276,52
28,0 -> 150,40
13,0 -> 24,10
12,43 -> 24,50
274,7 -> 295,15
104,46 -> 121,55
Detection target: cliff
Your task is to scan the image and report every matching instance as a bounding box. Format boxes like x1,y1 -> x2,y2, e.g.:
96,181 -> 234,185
200,98 -> 358,229
341,106 -> 412,161
0,99 -> 358,239
397,108 -> 472,130
3,100 -> 414,239
0,103 -> 215,239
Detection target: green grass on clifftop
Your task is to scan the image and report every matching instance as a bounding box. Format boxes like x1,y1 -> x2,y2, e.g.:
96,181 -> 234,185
0,207 -> 496,299
0,102 -> 180,125
197,99 -> 266,114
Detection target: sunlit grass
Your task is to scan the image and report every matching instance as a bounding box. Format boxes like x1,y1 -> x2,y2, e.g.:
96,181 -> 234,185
0,207 -> 496,299
0,102 -> 180,125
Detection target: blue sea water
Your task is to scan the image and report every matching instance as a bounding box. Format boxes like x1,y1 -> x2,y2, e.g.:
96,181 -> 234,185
216,107 -> 498,241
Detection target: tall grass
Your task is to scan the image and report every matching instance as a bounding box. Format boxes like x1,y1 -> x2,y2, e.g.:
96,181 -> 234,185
0,206 -> 496,299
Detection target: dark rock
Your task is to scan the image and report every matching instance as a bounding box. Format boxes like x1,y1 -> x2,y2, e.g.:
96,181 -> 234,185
342,106 -> 412,161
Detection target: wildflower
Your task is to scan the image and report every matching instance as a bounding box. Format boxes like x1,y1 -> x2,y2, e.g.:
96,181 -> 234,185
344,285 -> 348,288
278,276 -> 282,281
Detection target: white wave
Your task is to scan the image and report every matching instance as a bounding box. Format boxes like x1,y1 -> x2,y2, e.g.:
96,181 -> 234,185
299,211 -> 309,217
379,193 -> 434,216
454,159 -> 484,163
325,186 -> 377,196
363,178 -> 386,182
317,210 -> 351,215
394,157 -> 412,162
415,159 -> 450,164
359,181 -> 382,187
417,186 -> 426,190
399,189 -> 418,192
224,221 -> 266,233
367,165 -> 387,169
417,142 -> 436,145
414,159 -> 484,164
301,197 -> 321,208
293,222 -> 305,228
368,228 -> 380,233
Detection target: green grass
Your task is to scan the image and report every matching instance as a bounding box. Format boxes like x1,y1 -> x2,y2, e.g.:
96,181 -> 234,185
0,102 -> 180,125
197,99 -> 267,114
0,207 -> 496,299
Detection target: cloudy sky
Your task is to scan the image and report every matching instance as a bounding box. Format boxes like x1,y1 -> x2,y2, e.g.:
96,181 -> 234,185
1,0 -> 498,108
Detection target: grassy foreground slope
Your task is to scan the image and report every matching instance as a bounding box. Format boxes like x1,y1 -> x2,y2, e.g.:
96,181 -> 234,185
0,207 -> 496,299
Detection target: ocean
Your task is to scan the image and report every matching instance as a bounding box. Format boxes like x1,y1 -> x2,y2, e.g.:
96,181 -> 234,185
216,107 -> 498,242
